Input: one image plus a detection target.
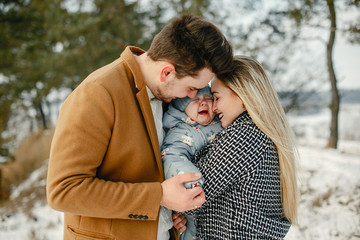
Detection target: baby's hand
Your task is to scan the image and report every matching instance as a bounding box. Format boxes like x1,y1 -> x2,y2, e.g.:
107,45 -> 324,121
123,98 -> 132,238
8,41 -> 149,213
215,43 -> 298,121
172,213 -> 187,232
182,172 -> 204,189
184,179 -> 204,189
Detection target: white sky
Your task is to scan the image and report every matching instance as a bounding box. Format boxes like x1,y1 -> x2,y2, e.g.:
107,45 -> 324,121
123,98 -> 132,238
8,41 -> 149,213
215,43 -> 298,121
217,0 -> 360,90
331,4 -> 360,90
334,34 -> 360,89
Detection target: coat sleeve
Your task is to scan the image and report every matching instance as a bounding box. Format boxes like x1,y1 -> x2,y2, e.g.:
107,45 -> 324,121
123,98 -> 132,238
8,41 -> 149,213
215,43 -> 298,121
46,82 -> 162,220
161,125 -> 205,188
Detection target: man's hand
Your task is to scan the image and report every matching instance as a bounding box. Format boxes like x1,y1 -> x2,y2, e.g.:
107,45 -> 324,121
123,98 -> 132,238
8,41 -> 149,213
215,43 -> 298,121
172,213 -> 187,232
160,172 -> 205,212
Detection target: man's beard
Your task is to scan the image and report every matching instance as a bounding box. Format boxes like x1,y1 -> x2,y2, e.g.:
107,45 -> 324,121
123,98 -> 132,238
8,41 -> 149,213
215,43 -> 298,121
152,83 -> 173,103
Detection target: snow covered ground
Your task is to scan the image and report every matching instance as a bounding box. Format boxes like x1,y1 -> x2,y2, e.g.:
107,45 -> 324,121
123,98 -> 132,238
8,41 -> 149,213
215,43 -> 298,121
286,146 -> 360,239
0,104 -> 359,240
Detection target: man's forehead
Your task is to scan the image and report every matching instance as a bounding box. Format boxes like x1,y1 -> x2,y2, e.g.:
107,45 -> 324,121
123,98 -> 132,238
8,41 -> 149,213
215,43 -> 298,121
209,75 -> 216,82
195,68 -> 215,80
191,74 -> 216,88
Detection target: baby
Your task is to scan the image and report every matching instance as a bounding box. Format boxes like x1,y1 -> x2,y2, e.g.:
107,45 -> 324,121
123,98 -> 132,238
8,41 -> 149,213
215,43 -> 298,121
159,85 -> 223,240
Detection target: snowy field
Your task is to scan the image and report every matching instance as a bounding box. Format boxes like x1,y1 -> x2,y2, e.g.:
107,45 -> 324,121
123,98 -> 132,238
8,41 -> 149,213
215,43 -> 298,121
0,104 -> 359,240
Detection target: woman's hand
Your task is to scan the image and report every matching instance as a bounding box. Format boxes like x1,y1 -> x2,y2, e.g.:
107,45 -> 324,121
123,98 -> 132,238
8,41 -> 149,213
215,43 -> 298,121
172,213 -> 187,232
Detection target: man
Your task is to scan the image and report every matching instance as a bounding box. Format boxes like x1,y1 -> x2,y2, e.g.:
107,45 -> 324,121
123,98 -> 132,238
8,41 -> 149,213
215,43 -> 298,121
46,15 -> 233,239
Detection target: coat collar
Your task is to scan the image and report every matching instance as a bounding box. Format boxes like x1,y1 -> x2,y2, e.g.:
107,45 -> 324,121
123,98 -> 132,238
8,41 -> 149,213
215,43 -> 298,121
120,46 -> 145,90
120,46 -> 164,178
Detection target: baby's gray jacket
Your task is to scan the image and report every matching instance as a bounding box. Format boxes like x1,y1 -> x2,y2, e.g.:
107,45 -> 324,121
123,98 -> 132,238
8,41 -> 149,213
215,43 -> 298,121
161,104 -> 223,188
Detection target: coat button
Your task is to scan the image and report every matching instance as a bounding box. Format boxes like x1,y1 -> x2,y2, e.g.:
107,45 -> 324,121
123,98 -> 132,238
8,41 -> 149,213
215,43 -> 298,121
128,214 -> 133,219
143,216 -> 148,220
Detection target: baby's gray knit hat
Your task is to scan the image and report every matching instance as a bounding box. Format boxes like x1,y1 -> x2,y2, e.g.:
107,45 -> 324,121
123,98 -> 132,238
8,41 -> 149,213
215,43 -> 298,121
171,85 -> 212,112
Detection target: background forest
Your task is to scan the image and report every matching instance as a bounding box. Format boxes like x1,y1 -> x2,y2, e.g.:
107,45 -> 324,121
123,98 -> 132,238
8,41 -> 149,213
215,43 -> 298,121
1,0 -> 359,157
0,0 -> 359,239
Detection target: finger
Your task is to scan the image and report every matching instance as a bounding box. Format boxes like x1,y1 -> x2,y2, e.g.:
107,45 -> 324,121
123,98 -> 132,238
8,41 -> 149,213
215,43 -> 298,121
172,213 -> 185,221
174,218 -> 187,232
172,213 -> 184,221
179,225 -> 187,232
175,172 -> 202,184
173,214 -> 186,225
176,220 -> 187,231
189,185 -> 204,195
189,189 -> 206,206
174,221 -> 186,232
188,186 -> 205,199
172,213 -> 181,220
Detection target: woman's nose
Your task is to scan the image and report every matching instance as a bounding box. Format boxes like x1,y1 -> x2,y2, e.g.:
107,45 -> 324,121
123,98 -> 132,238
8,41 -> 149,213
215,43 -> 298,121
212,102 -> 217,112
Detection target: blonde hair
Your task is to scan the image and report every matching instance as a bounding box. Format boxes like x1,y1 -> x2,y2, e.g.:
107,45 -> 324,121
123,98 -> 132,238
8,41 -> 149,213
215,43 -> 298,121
223,56 -> 299,223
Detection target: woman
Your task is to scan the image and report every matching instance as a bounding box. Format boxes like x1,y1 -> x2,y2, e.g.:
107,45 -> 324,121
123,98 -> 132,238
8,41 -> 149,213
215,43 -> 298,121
174,56 -> 299,239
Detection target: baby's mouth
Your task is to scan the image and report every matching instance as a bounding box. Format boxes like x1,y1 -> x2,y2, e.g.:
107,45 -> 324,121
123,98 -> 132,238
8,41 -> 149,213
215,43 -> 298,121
198,110 -> 209,115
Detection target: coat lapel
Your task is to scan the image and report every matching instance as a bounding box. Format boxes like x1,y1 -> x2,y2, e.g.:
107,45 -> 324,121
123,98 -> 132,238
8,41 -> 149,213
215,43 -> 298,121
136,89 -> 164,178
122,47 -> 164,178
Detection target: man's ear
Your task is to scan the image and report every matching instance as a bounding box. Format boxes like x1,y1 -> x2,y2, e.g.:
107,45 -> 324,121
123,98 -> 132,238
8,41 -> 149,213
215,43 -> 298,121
160,64 -> 175,82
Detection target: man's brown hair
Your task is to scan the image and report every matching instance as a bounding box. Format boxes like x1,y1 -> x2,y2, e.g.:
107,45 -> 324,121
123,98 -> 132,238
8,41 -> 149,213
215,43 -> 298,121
147,15 -> 233,79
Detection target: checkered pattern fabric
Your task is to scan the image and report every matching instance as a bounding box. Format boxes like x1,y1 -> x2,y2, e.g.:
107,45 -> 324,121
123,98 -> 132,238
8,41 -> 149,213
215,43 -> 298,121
191,111 -> 291,239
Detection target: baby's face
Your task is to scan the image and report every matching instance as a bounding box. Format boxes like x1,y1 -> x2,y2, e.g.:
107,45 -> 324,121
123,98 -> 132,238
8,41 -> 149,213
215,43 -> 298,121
184,94 -> 216,126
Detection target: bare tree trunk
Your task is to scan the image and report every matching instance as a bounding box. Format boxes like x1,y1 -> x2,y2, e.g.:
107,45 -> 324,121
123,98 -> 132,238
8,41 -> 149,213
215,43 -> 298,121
326,0 -> 340,149
35,101 -> 48,130
0,168 -> 3,201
